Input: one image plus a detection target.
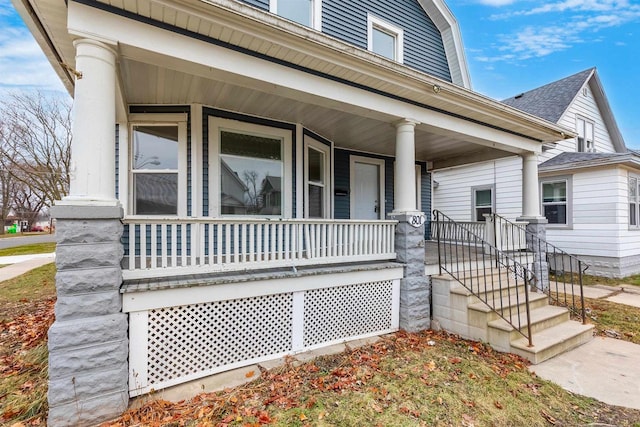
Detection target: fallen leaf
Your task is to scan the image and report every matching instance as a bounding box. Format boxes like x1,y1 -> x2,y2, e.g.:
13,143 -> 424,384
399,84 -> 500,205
299,413 -> 308,421
245,370 -> 255,378
494,401 -> 503,409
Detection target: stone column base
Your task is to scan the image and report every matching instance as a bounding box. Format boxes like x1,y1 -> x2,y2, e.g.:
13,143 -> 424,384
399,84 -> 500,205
48,204 -> 128,427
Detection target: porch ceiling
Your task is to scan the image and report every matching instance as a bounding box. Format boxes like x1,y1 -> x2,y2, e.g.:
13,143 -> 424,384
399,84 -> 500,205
121,57 -> 513,167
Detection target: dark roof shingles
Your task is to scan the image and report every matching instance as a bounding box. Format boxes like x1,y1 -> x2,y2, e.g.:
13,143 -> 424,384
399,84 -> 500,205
501,68 -> 594,123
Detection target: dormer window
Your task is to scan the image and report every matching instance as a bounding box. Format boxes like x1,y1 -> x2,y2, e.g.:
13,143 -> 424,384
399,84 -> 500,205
576,117 -> 594,152
270,0 -> 321,30
367,15 -> 404,63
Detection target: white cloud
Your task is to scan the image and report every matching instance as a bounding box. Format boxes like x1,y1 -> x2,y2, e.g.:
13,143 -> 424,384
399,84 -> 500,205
0,9 -> 65,91
477,0 -> 640,62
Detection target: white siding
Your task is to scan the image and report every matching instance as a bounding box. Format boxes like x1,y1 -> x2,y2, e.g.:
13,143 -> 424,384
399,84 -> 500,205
432,157 -> 522,221
539,80 -> 617,163
545,167 -> 627,258
618,168 -> 640,257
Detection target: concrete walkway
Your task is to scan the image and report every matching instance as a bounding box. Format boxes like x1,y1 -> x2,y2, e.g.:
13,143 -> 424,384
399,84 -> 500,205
0,253 -> 55,282
531,337 -> 640,410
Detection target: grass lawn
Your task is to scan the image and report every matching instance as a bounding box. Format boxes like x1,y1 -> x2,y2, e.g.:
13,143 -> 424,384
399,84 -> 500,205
0,243 -> 56,257
2,264 -> 640,426
0,264 -> 55,424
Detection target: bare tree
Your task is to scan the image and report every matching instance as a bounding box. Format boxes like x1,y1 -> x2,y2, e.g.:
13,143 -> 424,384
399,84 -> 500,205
0,91 -> 72,223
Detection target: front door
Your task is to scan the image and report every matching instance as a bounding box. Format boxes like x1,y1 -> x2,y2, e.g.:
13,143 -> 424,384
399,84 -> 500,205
351,157 -> 384,219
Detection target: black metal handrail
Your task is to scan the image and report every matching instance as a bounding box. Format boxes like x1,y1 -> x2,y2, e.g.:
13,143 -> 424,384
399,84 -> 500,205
433,210 -> 534,346
488,213 -> 588,324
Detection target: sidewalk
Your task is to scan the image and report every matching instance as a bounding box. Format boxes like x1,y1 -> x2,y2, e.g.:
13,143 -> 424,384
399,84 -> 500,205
532,283 -> 640,410
531,337 -> 640,410
0,253 -> 55,282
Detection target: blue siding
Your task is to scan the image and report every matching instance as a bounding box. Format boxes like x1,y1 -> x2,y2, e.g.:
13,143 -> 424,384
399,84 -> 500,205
237,0 -> 451,81
420,164 -> 431,239
238,0 -> 269,10
322,0 -> 451,81
115,124 -> 119,199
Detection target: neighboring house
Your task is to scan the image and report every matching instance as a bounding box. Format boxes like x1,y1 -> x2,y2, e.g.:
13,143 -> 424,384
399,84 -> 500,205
13,0 -> 571,424
433,68 -> 637,277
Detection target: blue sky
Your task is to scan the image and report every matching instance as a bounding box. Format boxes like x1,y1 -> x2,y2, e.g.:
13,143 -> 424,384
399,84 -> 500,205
1,0 -> 639,147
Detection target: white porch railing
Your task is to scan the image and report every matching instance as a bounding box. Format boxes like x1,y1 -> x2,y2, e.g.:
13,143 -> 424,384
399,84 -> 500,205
431,217 -> 528,251
122,217 -> 398,279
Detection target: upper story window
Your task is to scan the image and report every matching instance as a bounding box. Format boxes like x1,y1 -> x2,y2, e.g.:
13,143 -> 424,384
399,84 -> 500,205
576,117 -> 595,152
270,0 -> 322,30
131,122 -> 187,216
367,14 -> 404,63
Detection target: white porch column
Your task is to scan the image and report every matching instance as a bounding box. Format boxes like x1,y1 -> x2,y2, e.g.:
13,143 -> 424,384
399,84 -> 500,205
48,38 -> 127,426
521,152 -> 540,218
66,38 -> 118,204
393,119 -> 420,213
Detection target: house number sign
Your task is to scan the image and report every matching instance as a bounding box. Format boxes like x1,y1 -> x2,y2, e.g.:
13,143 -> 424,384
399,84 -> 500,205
409,214 -> 426,228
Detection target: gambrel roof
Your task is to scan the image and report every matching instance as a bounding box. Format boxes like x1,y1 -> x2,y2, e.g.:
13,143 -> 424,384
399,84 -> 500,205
501,68 -> 627,152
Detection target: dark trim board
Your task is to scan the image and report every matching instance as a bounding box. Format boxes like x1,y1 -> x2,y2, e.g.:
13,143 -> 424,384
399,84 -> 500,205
75,0 -> 541,143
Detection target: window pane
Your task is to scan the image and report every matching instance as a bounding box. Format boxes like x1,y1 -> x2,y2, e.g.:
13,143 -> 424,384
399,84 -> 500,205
221,132 -> 283,216
630,203 -> 637,226
542,182 -> 566,203
278,0 -> 311,26
544,204 -> 567,224
586,122 -> 594,150
134,173 -> 178,215
475,189 -> 492,207
308,148 -> 324,183
308,184 -> 323,218
630,178 -> 637,199
133,125 -> 178,170
372,27 -> 396,60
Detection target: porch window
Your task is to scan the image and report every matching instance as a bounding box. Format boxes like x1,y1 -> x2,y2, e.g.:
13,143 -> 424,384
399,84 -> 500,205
210,117 -> 293,218
270,0 -> 321,30
305,138 -> 330,218
367,15 -> 404,63
131,124 -> 181,215
629,177 -> 639,227
542,180 -> 567,225
577,117 -> 595,152
473,187 -> 493,222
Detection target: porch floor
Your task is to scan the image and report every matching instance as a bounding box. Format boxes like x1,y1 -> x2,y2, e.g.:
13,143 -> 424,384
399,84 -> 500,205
121,261 -> 404,293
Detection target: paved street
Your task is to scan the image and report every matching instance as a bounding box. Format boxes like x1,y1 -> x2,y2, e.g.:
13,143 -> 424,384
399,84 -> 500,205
0,233 -> 56,249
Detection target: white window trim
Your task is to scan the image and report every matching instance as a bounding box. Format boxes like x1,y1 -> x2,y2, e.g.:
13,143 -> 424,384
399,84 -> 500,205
304,136 -> 331,218
471,185 -> 494,222
270,0 -> 322,30
540,176 -> 572,228
367,14 -> 404,63
576,116 -> 595,153
128,118 -> 188,217
629,174 -> 640,229
415,164 -> 422,211
208,116 -> 293,218
349,155 -> 385,220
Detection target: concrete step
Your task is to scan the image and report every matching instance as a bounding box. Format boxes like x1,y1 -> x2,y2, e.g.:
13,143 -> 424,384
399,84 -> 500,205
487,305 -> 570,352
467,291 -> 548,320
510,320 -> 595,364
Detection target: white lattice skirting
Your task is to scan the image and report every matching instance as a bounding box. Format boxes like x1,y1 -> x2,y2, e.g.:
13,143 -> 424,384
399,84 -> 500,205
124,267 -> 402,396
